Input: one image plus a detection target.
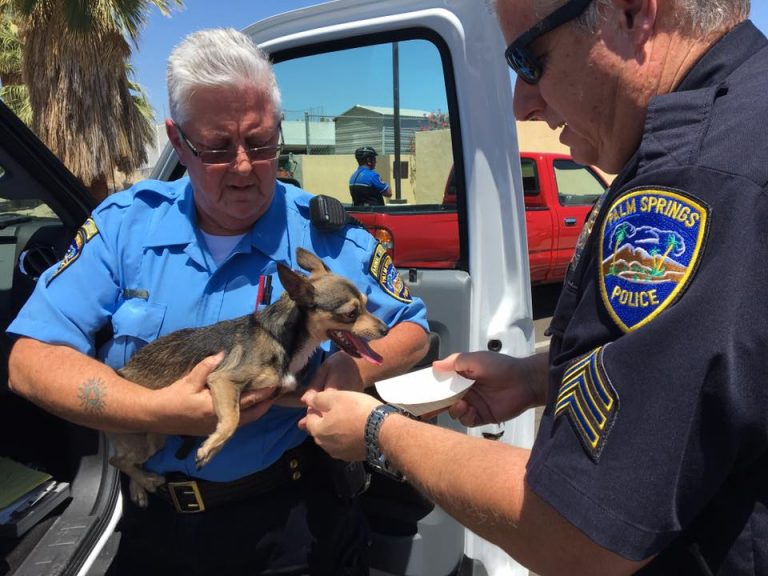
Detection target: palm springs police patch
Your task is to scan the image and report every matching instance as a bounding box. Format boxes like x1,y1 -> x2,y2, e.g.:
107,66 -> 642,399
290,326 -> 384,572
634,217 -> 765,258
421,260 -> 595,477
369,243 -> 412,303
600,188 -> 708,332
47,217 -> 99,285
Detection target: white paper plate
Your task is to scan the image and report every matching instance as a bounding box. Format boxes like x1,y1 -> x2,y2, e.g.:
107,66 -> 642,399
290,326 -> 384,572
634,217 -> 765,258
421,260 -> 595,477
375,366 -> 474,416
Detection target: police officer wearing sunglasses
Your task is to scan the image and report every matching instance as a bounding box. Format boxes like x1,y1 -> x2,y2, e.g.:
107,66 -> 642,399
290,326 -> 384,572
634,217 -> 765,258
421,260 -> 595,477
8,28 -> 430,576
303,0 -> 768,574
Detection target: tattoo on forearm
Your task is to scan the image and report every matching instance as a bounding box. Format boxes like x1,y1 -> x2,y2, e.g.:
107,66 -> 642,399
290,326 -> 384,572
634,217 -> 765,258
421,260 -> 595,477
78,378 -> 107,414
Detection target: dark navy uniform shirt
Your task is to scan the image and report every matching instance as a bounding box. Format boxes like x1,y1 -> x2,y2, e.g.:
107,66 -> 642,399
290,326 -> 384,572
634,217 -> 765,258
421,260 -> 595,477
8,178 -> 427,482
527,21 -> 768,574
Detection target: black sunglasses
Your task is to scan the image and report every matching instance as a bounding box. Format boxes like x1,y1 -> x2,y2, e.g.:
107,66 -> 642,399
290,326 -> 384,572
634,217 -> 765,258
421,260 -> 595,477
505,0 -> 593,85
173,122 -> 283,165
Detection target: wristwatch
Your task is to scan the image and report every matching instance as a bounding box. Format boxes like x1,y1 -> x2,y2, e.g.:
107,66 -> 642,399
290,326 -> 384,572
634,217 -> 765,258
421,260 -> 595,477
364,404 -> 413,481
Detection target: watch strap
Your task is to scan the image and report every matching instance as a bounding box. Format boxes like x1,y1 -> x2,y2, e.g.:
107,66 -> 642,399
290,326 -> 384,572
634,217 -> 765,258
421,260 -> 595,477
365,404 -> 412,481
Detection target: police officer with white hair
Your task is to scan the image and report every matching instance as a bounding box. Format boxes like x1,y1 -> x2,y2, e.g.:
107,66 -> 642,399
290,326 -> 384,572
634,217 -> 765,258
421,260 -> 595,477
8,27 -> 430,576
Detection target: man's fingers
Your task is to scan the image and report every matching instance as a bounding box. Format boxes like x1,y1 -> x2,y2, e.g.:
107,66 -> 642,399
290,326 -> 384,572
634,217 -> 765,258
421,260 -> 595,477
301,388 -> 318,406
433,352 -> 481,379
302,388 -> 336,411
432,353 -> 460,373
298,408 -> 321,433
448,399 -> 477,426
185,352 -> 225,390
195,352 -> 225,374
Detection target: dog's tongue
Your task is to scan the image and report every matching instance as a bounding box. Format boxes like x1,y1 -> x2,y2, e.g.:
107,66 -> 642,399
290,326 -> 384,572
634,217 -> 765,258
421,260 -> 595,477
344,332 -> 383,365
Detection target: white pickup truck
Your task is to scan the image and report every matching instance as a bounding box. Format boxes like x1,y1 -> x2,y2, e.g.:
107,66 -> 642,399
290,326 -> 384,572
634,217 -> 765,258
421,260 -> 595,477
0,1 -> 537,575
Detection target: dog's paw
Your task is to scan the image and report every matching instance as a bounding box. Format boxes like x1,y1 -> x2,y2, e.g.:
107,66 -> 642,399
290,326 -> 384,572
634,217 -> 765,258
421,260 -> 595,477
195,446 -> 215,470
142,473 -> 166,493
129,479 -> 150,508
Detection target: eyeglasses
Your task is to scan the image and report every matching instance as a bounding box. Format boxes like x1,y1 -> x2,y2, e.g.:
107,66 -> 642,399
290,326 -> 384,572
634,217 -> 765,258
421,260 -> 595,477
505,0 -> 593,85
174,122 -> 283,165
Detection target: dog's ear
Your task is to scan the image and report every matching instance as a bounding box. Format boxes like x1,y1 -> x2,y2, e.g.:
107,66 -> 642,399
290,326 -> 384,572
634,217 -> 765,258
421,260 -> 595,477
278,263 -> 315,306
296,247 -> 330,276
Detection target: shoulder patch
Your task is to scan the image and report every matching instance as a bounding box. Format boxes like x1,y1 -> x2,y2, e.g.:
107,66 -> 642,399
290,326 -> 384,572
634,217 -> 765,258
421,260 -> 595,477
369,243 -> 412,303
599,187 -> 709,332
555,346 -> 618,463
46,217 -> 99,285
567,190 -> 609,279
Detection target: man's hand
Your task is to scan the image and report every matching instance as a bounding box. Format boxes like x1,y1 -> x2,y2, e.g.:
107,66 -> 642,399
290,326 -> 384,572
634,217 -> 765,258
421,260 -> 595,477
153,353 -> 276,435
299,388 -> 379,461
273,352 -> 366,409
434,351 -> 547,427
308,351 -> 365,392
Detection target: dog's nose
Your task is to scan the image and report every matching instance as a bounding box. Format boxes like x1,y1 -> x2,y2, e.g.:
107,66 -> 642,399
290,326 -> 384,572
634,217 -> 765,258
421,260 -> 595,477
379,324 -> 389,337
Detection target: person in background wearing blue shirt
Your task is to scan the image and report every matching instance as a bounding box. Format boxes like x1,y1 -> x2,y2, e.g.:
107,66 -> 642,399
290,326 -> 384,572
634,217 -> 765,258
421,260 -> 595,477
349,146 -> 392,206
6,28 -> 429,576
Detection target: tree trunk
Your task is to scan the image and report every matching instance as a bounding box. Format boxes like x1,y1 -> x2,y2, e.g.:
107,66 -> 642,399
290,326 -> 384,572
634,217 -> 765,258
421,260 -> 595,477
88,174 -> 109,203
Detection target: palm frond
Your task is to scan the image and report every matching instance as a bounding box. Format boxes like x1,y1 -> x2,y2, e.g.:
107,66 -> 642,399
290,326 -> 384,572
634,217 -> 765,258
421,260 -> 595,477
128,71 -> 155,124
0,11 -> 23,88
0,82 -> 31,124
10,0 -> 185,191
112,0 -> 184,45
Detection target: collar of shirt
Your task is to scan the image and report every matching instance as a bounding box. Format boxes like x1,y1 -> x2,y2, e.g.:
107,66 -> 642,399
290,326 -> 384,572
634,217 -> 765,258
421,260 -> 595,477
676,20 -> 766,92
140,178 -> 294,269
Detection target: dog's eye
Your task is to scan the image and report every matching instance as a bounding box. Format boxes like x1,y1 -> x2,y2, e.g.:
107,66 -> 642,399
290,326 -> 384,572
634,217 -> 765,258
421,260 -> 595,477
343,310 -> 358,322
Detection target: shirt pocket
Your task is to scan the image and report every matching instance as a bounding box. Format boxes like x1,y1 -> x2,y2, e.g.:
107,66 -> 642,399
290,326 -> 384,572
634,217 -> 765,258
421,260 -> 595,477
100,299 -> 167,368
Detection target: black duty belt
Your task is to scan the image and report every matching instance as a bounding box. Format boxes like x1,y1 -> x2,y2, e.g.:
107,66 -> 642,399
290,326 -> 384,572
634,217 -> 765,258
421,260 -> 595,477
154,442 -> 307,513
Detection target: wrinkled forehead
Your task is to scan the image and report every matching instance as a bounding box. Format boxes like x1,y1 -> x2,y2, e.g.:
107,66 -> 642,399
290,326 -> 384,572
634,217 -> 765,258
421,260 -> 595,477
185,84 -> 281,130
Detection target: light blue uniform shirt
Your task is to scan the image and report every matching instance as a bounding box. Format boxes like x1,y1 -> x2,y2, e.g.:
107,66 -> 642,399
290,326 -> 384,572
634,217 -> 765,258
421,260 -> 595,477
8,177 -> 428,481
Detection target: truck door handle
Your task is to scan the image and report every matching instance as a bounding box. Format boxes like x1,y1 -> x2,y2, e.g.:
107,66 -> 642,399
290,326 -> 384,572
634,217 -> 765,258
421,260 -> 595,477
564,217 -> 577,226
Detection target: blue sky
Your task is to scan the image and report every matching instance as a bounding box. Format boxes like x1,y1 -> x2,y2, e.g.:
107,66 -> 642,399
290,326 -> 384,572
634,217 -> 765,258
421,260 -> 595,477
131,0 -> 324,121
131,0 -> 768,122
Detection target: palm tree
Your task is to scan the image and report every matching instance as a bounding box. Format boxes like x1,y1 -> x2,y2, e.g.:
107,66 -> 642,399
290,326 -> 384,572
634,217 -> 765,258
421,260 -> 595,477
609,222 -> 631,274
0,10 -> 31,123
649,247 -> 661,276
653,233 -> 681,274
3,0 -> 182,201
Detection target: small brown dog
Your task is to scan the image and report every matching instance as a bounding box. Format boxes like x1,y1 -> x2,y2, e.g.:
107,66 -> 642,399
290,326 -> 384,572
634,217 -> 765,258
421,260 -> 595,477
108,247 -> 389,507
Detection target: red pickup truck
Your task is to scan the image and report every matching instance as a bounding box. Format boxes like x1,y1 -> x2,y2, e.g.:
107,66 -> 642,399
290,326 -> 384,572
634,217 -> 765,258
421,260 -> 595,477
348,152 -> 608,284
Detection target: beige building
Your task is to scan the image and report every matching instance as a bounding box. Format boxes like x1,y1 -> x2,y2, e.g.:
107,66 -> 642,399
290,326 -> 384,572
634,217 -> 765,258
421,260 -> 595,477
288,120 -> 597,206
133,116 -> 610,202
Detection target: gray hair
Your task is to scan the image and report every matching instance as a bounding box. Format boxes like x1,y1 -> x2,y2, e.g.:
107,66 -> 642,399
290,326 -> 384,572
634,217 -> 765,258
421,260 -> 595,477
167,28 -> 282,125
536,0 -> 750,35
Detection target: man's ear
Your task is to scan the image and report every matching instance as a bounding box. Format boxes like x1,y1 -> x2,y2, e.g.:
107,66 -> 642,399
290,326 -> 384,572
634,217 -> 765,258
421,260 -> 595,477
165,119 -> 188,166
613,0 -> 656,49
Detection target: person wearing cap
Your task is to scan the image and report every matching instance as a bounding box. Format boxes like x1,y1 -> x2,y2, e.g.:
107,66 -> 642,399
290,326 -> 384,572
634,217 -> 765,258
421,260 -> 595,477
349,146 -> 392,206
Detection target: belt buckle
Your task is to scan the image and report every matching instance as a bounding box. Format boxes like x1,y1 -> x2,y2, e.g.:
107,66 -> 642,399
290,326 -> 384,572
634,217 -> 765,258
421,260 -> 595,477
167,480 -> 205,513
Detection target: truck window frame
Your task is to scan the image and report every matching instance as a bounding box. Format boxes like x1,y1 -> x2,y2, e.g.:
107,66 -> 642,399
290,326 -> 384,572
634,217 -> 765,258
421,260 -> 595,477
270,28 -> 469,271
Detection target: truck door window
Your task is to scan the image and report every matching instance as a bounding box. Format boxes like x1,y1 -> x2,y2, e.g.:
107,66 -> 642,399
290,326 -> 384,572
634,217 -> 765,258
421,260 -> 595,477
553,159 -> 606,206
521,158 -> 540,195
521,157 -> 548,210
272,35 -> 460,269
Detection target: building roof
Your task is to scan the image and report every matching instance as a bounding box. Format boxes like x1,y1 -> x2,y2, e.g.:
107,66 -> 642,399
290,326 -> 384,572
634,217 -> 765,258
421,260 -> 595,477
338,105 -> 432,118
